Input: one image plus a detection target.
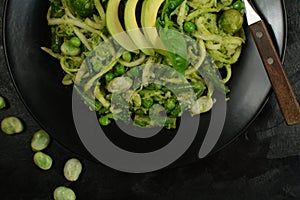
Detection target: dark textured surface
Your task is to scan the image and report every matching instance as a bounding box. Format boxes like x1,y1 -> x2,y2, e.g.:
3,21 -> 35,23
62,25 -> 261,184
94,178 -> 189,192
0,0 -> 300,200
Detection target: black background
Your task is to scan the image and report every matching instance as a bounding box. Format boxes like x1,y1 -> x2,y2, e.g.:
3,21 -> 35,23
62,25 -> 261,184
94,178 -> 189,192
1,0 -> 300,199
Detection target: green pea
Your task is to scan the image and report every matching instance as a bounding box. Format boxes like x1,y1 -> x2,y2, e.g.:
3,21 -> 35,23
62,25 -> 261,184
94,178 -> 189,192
115,64 -> 126,75
33,152 -> 52,170
31,130 -> 51,152
122,52 -> 132,62
69,37 -> 81,47
53,186 -> 76,200
63,158 -> 82,182
183,21 -> 196,33
0,96 -> 6,110
61,41 -> 81,56
142,98 -> 153,109
99,116 -> 111,126
233,0 -> 244,11
105,72 -> 115,82
1,116 -> 24,135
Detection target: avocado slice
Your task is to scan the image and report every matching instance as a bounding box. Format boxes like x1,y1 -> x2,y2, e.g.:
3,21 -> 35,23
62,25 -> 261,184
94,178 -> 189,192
124,0 -> 155,55
141,0 -> 166,54
106,0 -> 138,52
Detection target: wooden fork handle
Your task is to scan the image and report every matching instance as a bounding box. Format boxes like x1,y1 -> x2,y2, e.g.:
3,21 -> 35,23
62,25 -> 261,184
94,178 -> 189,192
249,20 -> 300,125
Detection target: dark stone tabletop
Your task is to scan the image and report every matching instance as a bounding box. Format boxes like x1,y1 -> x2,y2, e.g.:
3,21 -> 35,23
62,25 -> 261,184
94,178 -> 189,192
0,0 -> 299,199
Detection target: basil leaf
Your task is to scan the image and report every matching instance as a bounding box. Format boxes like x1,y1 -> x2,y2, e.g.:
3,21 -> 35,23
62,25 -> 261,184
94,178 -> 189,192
160,29 -> 189,74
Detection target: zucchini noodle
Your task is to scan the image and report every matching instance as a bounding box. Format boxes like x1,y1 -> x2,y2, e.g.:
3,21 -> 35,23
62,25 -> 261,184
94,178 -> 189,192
42,0 -> 245,129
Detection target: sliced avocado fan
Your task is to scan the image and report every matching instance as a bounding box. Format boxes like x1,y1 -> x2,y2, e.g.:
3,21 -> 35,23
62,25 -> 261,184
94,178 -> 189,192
106,0 -> 138,52
106,0 -> 166,55
141,0 -> 166,53
124,0 -> 155,56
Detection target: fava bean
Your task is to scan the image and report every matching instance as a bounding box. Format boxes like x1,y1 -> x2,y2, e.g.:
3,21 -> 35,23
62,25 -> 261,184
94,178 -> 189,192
53,186 -> 76,200
0,96 -> 6,110
33,152 -> 52,170
31,130 -> 51,151
1,116 -> 24,135
63,158 -> 83,182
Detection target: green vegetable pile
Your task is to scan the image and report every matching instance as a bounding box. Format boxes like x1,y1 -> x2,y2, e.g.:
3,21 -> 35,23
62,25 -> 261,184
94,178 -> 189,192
42,0 -> 245,129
